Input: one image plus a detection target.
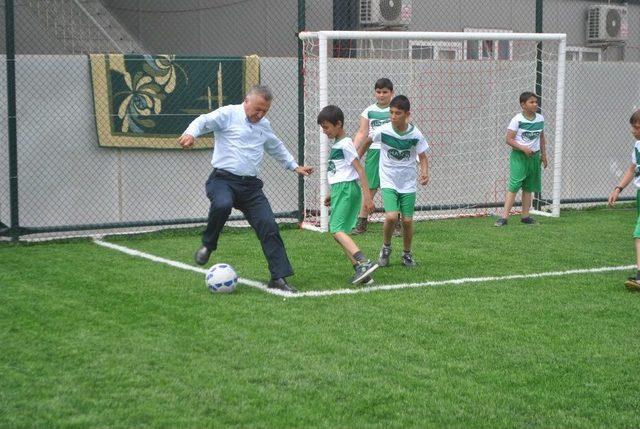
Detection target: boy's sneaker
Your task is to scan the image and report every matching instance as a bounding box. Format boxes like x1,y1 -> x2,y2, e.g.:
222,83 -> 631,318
521,217 -> 536,224
351,260 -> 379,284
361,275 -> 374,285
351,217 -> 368,235
393,221 -> 403,237
494,218 -> 508,227
378,246 -> 392,267
401,252 -> 416,267
625,277 -> 640,292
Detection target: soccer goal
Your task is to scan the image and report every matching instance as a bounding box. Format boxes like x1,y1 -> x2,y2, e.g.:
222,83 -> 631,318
299,31 -> 566,232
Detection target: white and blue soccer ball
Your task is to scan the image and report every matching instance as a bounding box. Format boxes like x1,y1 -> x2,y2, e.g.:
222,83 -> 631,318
205,263 -> 238,293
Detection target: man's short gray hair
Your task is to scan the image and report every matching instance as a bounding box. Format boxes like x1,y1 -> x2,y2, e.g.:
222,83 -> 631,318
247,85 -> 273,102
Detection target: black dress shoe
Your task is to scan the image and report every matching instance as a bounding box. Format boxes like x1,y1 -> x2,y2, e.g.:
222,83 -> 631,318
267,278 -> 298,293
194,246 -> 212,265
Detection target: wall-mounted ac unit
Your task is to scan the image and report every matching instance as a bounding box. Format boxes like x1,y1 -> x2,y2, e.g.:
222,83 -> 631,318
586,4 -> 628,44
360,0 -> 412,27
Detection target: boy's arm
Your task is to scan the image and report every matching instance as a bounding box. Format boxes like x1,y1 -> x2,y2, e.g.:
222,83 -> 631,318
353,158 -> 374,213
353,117 -> 371,152
357,136 -> 374,159
418,152 -> 429,185
540,131 -> 548,168
506,130 -> 533,156
608,163 -> 635,206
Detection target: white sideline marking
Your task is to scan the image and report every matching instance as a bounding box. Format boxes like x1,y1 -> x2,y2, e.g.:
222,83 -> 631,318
294,265 -> 636,298
93,239 -> 634,298
93,239 -> 272,293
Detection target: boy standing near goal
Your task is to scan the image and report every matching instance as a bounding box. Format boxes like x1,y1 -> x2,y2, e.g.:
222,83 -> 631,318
494,91 -> 548,227
359,95 -> 429,267
317,105 -> 379,284
351,78 -> 394,235
607,110 -> 640,292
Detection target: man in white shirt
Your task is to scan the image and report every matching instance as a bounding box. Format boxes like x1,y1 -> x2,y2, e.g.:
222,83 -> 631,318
179,86 -> 313,293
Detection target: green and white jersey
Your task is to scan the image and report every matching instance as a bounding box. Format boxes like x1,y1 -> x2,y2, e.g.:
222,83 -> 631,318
327,136 -> 359,185
630,140 -> 640,188
507,112 -> 545,151
361,103 -> 391,150
372,123 -> 429,193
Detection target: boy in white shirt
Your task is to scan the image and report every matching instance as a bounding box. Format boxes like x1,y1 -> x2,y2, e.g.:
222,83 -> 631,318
494,91 -> 548,227
351,78 -> 394,235
359,95 -> 430,267
317,105 -> 379,284
607,110 -> 640,292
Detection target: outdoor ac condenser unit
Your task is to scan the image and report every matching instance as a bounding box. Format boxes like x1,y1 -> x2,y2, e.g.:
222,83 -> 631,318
586,4 -> 628,44
360,0 -> 412,27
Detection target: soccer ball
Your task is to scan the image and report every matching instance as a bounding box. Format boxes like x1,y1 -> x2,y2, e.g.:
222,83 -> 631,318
205,263 -> 238,293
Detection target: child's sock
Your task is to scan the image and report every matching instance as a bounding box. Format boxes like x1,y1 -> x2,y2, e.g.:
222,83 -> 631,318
383,243 -> 391,249
403,249 -> 411,255
352,251 -> 366,264
636,270 -> 640,281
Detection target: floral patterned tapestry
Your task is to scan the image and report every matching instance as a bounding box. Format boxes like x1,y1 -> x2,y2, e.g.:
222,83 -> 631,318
89,54 -> 260,149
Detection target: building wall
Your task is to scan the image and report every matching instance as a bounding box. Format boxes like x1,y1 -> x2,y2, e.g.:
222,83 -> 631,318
96,0 -> 639,61
1,0 -> 638,60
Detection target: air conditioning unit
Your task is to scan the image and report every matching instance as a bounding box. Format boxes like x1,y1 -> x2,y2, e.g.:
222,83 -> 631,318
586,4 -> 628,44
360,0 -> 412,27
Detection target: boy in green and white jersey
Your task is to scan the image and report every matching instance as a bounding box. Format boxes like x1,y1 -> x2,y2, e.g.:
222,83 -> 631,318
607,110 -> 640,292
351,78 -> 394,235
359,95 -> 430,267
494,91 -> 548,227
317,105 -> 379,285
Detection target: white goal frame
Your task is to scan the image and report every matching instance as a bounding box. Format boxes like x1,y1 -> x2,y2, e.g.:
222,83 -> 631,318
299,30 -> 567,232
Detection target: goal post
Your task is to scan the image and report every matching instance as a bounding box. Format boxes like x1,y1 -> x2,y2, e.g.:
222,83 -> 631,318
299,31 -> 566,232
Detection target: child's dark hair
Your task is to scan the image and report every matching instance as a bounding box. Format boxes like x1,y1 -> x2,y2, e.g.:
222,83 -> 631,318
630,110 -> 640,125
317,105 -> 344,126
375,78 -> 394,91
389,95 -> 410,112
519,91 -> 537,104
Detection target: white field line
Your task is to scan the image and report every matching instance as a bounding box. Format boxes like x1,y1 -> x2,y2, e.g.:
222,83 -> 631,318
93,239 -> 633,299
93,239 -> 272,293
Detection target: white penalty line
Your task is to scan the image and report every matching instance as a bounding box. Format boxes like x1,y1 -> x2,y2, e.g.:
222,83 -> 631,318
93,239 -> 634,298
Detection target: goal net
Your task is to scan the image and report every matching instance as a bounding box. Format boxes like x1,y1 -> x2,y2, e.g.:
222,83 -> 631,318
299,31 -> 566,232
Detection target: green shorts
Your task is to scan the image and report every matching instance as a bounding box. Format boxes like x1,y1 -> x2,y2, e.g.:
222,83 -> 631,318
508,150 -> 541,193
364,149 -> 380,190
329,181 -> 362,233
381,188 -> 416,218
634,191 -> 640,238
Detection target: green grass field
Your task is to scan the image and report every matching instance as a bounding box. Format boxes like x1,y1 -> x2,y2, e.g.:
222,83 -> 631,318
2,206 -> 639,428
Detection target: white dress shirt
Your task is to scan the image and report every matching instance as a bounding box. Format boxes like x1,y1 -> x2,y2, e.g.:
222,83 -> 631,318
184,103 -> 299,176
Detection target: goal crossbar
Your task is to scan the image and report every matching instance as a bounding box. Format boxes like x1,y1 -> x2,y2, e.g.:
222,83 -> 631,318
299,31 -> 567,42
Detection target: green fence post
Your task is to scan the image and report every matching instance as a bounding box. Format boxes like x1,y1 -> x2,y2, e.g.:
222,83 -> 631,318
534,0 -> 543,211
297,0 -> 306,223
5,0 -> 20,241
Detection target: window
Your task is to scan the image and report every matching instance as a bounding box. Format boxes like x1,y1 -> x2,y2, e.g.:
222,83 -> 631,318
464,28 -> 513,60
409,41 -> 462,60
566,47 -> 601,62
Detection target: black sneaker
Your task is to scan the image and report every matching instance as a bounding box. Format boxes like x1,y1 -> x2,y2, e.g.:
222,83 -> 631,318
392,221 -> 403,237
194,246 -> 212,265
351,260 -> 379,284
521,217 -> 536,224
625,277 -> 640,292
379,246 -> 392,267
494,218 -> 508,227
351,217 -> 368,235
401,252 -> 416,267
267,278 -> 298,293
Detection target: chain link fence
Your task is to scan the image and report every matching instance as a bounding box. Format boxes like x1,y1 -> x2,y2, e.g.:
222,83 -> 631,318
1,0 -> 639,239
